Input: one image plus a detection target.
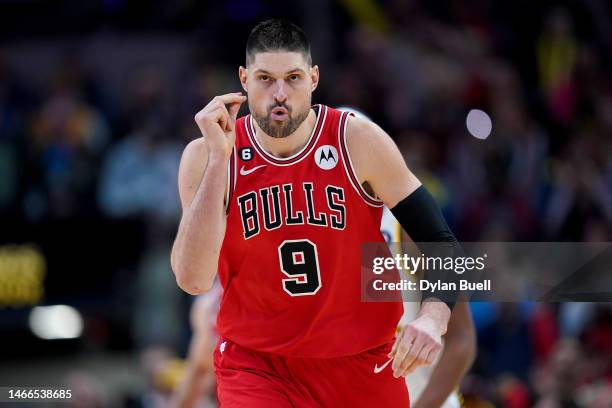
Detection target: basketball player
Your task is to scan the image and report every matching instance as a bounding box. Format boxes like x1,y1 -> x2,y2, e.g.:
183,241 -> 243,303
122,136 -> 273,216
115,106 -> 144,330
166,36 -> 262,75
171,19 -> 464,406
169,281 -> 221,408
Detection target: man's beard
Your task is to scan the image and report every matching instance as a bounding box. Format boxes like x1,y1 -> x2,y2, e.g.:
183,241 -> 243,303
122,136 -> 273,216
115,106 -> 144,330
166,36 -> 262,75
254,103 -> 310,139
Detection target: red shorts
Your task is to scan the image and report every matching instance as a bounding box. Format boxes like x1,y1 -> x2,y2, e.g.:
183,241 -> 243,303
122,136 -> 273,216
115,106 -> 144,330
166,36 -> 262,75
214,338 -> 410,407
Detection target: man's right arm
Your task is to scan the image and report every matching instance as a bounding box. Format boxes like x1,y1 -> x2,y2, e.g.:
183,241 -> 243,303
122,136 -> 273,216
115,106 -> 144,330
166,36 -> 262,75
171,93 -> 246,294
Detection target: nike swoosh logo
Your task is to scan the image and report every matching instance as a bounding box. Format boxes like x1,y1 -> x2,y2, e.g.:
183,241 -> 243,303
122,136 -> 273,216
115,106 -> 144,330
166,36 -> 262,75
240,164 -> 266,176
373,357 -> 393,374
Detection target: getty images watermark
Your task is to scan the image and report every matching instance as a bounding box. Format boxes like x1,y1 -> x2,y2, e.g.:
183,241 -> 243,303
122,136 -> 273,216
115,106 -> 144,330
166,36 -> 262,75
360,242 -> 612,302
371,253 -> 490,292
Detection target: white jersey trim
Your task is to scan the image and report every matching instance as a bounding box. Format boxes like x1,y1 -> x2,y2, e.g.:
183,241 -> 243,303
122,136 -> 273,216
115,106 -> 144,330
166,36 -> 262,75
246,105 -> 327,166
338,112 -> 384,207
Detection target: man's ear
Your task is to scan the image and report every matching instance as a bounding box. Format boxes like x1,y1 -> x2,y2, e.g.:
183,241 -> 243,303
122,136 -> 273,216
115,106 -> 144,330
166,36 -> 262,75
239,66 -> 248,92
310,65 -> 319,92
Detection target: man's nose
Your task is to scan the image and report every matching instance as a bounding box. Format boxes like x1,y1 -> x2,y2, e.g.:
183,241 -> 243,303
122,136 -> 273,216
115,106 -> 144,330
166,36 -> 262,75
273,79 -> 287,103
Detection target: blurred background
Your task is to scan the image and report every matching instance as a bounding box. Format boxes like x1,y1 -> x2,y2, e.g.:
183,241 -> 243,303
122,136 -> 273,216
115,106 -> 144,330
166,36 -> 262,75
0,0 -> 611,407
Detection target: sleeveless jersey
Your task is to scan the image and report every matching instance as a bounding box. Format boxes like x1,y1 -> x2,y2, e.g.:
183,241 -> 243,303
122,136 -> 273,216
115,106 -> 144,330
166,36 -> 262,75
216,105 -> 403,358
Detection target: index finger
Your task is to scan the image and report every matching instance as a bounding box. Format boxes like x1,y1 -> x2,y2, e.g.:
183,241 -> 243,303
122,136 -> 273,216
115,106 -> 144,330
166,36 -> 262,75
216,93 -> 247,105
392,330 -> 416,372
388,329 -> 403,358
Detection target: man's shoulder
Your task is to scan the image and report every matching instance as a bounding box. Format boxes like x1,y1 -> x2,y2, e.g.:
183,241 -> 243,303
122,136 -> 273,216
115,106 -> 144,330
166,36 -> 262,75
347,114 -> 384,136
345,115 -> 388,159
343,113 -> 404,191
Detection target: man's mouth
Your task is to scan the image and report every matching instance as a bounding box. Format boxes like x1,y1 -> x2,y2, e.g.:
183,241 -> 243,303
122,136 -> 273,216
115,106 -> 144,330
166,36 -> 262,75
270,106 -> 289,121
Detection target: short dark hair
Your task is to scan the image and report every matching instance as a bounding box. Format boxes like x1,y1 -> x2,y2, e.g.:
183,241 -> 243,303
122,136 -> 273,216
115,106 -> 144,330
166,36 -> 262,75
246,19 -> 311,66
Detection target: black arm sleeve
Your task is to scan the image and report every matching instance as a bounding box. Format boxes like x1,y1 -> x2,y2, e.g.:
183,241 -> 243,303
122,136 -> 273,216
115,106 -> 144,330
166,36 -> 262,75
390,185 -> 461,310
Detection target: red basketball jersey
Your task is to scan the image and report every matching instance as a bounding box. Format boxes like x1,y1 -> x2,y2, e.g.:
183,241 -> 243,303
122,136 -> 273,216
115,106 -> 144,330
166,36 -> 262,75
217,105 -> 403,358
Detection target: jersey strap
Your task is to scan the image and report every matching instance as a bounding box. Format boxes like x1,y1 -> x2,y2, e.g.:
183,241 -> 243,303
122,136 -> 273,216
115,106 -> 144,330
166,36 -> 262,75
337,111 -> 384,207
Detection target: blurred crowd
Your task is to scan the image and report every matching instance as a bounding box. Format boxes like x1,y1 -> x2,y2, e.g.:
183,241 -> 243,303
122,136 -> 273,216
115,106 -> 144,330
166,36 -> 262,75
1,0 -> 611,407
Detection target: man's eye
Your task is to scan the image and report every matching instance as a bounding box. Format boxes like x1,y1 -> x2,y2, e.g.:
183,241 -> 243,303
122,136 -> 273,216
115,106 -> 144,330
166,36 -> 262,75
289,75 -> 299,81
260,75 -> 269,81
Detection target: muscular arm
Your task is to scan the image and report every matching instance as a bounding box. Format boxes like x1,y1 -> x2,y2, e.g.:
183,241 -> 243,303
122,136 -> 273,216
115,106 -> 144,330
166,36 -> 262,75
171,93 -> 246,294
413,302 -> 476,408
171,140 -> 226,294
346,116 -> 453,376
346,116 -> 421,208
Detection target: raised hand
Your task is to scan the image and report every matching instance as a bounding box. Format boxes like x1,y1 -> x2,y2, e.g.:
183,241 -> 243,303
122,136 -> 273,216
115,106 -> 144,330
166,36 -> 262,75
194,92 -> 247,159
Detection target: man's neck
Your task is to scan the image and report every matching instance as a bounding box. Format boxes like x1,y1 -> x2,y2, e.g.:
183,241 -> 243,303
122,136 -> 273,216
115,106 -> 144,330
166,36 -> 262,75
253,108 -> 316,158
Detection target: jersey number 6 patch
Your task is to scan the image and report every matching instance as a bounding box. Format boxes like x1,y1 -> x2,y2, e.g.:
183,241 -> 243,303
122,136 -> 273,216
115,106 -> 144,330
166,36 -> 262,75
278,239 -> 322,296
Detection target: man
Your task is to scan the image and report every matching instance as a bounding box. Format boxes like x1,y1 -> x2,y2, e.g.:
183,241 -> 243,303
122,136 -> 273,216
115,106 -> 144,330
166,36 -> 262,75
171,19 -> 462,406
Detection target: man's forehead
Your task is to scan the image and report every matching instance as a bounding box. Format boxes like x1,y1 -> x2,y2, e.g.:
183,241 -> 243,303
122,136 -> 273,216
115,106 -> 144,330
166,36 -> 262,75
248,51 -> 310,72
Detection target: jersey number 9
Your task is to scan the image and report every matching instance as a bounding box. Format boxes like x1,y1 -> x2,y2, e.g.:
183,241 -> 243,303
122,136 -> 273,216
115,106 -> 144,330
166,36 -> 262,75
278,239 -> 321,296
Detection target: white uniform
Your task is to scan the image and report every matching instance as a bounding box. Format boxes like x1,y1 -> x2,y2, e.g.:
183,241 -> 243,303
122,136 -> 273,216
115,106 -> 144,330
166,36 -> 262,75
380,206 -> 461,408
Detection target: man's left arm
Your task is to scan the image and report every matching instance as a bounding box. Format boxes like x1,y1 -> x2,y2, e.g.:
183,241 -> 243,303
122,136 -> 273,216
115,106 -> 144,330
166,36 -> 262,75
346,116 -> 458,378
412,302 -> 476,408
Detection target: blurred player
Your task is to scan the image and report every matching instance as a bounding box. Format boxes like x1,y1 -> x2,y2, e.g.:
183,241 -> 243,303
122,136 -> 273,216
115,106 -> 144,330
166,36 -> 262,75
382,206 -> 476,408
169,282 -> 221,408
172,19 -> 464,406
